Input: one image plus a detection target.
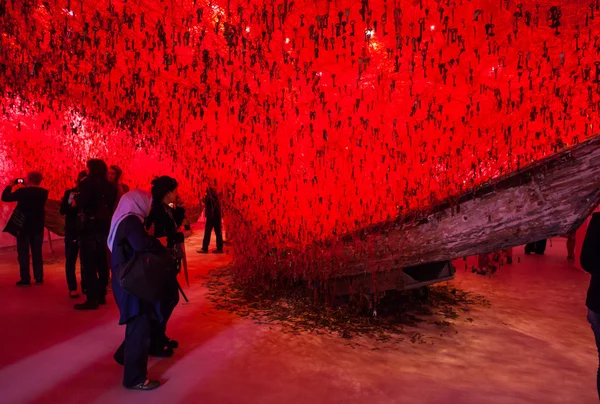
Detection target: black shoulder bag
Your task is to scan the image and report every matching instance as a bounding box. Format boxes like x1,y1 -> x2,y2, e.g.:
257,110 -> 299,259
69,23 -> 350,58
118,242 -> 176,304
3,208 -> 26,237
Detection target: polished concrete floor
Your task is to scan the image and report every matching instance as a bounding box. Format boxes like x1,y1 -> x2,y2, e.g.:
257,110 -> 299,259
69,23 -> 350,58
0,233 -> 596,403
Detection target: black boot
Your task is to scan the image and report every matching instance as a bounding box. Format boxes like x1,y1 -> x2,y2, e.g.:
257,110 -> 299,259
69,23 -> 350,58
149,345 -> 174,358
16,280 -> 31,287
74,300 -> 99,310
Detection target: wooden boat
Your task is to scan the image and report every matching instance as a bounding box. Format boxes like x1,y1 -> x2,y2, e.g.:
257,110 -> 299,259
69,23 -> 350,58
43,135 -> 600,297
225,135 -> 600,297
334,135 -> 600,279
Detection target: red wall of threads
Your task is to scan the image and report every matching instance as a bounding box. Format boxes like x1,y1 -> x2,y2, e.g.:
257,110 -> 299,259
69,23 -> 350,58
0,1 -> 597,273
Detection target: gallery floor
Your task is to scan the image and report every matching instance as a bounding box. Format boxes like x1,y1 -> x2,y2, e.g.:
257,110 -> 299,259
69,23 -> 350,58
0,231 -> 596,403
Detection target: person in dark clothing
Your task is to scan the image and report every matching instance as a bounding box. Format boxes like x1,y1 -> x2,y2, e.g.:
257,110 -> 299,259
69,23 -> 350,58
75,159 -> 117,310
108,165 -> 130,208
146,176 -> 185,355
197,183 -> 223,254
582,211 -> 600,399
2,171 -> 49,286
567,232 -> 577,261
108,189 -> 163,390
60,170 -> 87,298
525,239 -> 547,255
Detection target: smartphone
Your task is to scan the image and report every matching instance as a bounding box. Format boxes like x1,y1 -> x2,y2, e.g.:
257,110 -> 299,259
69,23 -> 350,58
68,191 -> 78,205
16,178 -> 24,185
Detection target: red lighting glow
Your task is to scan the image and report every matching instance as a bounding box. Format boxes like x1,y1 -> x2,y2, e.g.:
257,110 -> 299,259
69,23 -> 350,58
0,1 -> 597,279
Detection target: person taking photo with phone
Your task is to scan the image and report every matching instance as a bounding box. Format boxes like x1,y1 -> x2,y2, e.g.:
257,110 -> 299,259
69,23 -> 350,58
2,171 -> 49,286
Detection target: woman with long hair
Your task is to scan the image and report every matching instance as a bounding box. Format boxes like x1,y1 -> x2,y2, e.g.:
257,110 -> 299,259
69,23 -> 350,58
108,165 -> 130,206
146,176 -> 185,355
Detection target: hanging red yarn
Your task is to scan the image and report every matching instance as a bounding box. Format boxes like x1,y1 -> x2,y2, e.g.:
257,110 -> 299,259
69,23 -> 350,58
0,1 -> 597,279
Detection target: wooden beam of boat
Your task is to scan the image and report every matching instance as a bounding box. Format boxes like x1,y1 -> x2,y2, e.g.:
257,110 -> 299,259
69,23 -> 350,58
334,135 -> 600,277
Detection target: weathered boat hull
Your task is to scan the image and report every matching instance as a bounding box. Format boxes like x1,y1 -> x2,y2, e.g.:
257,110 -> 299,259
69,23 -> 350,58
337,135 -> 600,277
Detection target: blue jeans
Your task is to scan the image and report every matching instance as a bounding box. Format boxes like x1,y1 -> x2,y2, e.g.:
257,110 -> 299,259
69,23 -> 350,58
587,309 -> 600,399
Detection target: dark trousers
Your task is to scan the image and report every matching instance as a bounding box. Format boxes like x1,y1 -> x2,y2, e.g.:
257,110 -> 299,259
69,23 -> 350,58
16,230 -> 44,282
202,216 -> 223,251
150,275 -> 180,350
80,232 -> 109,301
64,233 -> 79,291
525,239 -> 547,255
114,312 -> 151,388
588,309 -> 600,399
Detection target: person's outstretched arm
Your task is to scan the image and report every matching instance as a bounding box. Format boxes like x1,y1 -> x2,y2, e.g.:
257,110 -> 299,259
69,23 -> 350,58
581,213 -> 600,274
1,185 -> 18,203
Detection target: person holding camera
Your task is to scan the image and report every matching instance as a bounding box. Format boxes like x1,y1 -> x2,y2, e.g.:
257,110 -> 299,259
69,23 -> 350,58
60,170 -> 87,298
2,171 -> 49,286
75,159 -> 117,310
146,176 -> 185,355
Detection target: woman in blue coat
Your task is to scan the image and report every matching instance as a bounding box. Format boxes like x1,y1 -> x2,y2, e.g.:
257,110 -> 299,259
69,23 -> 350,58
107,189 -> 165,391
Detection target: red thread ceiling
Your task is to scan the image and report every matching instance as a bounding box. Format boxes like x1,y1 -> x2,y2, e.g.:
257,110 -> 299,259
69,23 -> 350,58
0,0 -> 597,275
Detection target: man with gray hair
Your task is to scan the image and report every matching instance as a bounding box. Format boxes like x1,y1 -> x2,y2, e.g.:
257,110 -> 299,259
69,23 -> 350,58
2,171 -> 49,286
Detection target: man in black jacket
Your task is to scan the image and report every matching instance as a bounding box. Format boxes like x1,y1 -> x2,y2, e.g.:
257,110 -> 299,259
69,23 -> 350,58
60,171 -> 87,298
197,183 -> 223,254
2,171 -> 49,286
582,209 -> 600,399
75,159 -> 117,310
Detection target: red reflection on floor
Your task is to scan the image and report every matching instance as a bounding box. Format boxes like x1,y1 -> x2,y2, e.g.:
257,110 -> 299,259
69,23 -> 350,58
0,233 -> 596,404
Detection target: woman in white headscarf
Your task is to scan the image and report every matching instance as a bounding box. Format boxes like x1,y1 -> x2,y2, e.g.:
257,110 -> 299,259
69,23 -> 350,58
108,189 -> 164,391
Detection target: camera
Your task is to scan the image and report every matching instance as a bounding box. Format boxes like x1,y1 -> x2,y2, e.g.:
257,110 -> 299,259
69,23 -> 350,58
16,178 -> 24,185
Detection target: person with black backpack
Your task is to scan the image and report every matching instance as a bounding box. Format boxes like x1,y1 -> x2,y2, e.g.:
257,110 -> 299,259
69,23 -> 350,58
75,159 -> 117,310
